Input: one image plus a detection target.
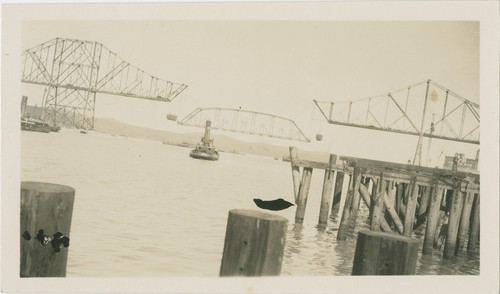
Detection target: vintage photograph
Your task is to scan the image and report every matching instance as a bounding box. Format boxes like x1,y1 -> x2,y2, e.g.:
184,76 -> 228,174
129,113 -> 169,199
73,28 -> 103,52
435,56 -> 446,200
1,2 -> 498,293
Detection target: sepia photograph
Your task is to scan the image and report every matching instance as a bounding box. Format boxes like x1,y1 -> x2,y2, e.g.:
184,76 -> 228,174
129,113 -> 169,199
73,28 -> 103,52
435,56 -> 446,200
1,1 -> 498,293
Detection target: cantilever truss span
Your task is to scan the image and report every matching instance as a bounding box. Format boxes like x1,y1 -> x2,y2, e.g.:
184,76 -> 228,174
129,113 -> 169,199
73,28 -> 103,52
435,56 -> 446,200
22,37 -> 188,129
178,107 -> 310,142
314,79 -> 480,145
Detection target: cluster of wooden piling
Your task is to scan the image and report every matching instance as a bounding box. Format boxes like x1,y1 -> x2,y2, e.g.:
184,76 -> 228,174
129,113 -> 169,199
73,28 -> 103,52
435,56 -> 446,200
288,147 -> 480,259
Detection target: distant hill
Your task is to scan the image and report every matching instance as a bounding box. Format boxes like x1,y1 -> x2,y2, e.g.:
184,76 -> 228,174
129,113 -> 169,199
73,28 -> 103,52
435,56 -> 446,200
93,117 -> 330,161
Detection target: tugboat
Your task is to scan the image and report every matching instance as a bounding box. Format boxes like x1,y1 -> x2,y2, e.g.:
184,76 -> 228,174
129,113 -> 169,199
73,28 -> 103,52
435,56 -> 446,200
21,116 -> 52,133
189,120 -> 219,161
20,96 -> 60,133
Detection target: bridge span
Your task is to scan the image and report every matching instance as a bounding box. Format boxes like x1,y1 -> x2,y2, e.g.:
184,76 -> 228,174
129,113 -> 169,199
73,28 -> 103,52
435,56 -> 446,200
178,107 -> 310,142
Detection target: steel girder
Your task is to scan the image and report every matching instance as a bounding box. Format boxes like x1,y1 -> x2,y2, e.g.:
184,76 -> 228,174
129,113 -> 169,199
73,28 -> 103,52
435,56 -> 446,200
313,79 -> 480,145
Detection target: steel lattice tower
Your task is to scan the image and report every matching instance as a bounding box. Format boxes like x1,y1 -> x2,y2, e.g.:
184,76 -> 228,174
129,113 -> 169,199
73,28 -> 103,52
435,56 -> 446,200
22,38 -> 188,129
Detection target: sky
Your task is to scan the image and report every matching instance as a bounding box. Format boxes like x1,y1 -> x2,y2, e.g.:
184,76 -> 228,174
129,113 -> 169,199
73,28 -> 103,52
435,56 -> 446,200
20,17 -> 481,165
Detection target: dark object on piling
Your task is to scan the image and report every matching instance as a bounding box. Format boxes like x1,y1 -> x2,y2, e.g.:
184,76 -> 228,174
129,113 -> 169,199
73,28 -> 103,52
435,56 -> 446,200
253,198 -> 294,211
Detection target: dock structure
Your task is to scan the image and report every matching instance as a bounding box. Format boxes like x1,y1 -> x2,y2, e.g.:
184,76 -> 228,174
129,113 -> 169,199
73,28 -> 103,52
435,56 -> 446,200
288,146 -> 480,258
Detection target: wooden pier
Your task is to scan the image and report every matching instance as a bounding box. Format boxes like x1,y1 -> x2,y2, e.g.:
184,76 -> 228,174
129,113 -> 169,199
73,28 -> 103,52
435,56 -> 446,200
288,146 -> 480,259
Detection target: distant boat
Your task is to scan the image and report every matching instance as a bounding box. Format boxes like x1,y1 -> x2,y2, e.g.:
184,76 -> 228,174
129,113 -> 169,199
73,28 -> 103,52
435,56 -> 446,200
21,117 -> 51,133
50,125 -> 61,132
189,121 -> 219,161
166,113 -> 177,121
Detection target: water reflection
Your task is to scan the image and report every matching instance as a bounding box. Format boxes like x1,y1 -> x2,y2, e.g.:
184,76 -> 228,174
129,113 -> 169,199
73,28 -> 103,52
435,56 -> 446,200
286,224 -> 304,255
283,203 -> 479,276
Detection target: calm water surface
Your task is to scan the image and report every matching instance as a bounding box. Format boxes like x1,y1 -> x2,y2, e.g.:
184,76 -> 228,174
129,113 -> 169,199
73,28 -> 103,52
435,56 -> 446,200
21,130 -> 479,276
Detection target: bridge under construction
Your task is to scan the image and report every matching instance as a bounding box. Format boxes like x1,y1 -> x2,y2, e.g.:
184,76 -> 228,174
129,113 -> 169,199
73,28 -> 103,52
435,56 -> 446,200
21,38 -> 480,160
22,37 -> 188,130
313,79 -> 479,165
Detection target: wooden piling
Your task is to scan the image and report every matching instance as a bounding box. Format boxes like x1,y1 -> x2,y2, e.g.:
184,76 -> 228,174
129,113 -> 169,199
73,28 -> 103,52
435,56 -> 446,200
330,171 -> 345,216
20,181 -> 75,277
422,184 -> 444,255
433,189 -> 451,249
416,186 -> 431,228
358,184 -> 392,232
403,178 -> 419,237
443,185 -> 464,259
395,183 -> 405,218
337,167 -> 362,240
368,178 -> 376,223
467,193 -> 480,253
370,175 -> 385,231
220,209 -> 288,276
386,181 -> 397,227
456,192 -> 475,253
289,146 -> 301,203
352,230 -> 420,275
318,154 -> 336,228
295,167 -> 313,224
349,169 -> 363,229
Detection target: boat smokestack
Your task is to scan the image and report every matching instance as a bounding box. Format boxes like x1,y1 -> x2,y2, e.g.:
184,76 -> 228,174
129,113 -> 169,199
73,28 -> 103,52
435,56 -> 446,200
21,96 -> 28,117
474,149 -> 480,170
203,120 -> 212,142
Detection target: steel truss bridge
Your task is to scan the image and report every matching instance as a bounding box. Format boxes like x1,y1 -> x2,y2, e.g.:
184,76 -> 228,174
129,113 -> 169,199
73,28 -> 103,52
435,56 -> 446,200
313,79 -> 479,165
178,107 -> 310,142
22,37 -> 188,129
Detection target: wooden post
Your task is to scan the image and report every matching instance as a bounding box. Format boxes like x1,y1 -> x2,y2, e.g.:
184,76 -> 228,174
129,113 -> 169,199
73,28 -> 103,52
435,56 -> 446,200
368,178 -> 376,222
386,181 -> 397,227
443,185 -> 464,259
337,167 -> 362,240
318,154 -> 336,228
20,181 -> 75,277
330,171 -> 345,216
467,193 -> 480,253
352,230 -> 420,275
396,183 -> 406,218
220,209 -> 288,276
359,184 -> 392,232
456,192 -> 475,253
416,185 -> 431,228
418,186 -> 431,215
403,178 -> 419,236
289,146 -> 301,203
295,167 -> 313,224
349,169 -> 363,229
370,174 -> 385,231
423,184 -> 444,255
433,189 -> 451,249
381,190 -> 404,235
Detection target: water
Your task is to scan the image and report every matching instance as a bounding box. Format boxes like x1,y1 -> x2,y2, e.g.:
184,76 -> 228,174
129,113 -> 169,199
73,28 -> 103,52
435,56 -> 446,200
21,130 -> 479,276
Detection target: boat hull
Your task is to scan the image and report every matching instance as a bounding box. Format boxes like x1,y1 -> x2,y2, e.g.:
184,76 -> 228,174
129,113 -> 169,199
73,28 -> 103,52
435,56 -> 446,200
21,121 -> 51,133
189,150 -> 219,161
